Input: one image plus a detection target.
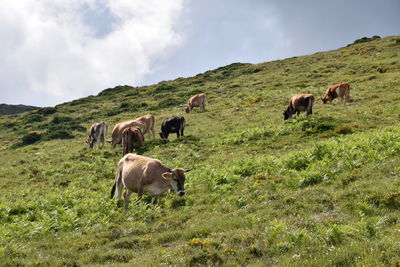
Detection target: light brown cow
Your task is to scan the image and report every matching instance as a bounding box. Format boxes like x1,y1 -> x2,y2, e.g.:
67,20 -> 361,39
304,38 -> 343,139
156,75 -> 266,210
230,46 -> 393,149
185,93 -> 206,113
322,82 -> 350,104
283,94 -> 315,120
86,121 -> 107,149
121,127 -> 144,155
110,120 -> 145,148
133,114 -> 155,138
110,154 -> 191,208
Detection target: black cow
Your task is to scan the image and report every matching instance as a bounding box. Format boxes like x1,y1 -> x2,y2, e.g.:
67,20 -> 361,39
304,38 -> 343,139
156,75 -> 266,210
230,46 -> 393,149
159,117 -> 186,139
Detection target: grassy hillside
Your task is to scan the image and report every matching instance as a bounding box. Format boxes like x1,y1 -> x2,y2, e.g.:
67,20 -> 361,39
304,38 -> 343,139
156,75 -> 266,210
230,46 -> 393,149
0,36 -> 399,266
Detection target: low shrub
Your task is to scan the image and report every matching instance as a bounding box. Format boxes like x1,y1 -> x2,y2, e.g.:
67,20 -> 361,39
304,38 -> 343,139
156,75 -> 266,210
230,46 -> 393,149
285,154 -> 310,171
43,129 -> 74,140
152,97 -> 182,110
97,85 -> 133,96
334,124 -> 356,135
105,102 -> 148,116
300,116 -> 337,135
21,131 -> 42,145
348,36 -> 381,46
36,107 -> 57,115
299,172 -> 324,188
23,113 -> 43,123
151,83 -> 178,95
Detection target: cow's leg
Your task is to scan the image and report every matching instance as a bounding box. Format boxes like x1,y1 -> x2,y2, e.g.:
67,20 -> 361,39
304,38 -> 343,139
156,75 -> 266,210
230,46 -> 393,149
136,185 -> 144,203
100,135 -> 105,149
151,196 -> 158,205
307,107 -> 312,116
177,131 -> 180,138
123,188 -> 133,210
181,128 -> 184,137
297,111 -> 300,116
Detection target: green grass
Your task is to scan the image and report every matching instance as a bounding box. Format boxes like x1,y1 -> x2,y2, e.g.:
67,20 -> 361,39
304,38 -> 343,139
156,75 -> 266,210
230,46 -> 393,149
1,36 -> 400,266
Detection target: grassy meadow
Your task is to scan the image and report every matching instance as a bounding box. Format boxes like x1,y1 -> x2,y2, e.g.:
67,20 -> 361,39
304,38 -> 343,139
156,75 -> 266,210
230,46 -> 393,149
0,36 -> 400,266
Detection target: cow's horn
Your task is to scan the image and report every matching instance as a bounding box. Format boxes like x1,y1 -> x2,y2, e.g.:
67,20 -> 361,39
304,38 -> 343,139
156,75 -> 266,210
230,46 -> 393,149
185,168 -> 193,172
106,140 -> 112,143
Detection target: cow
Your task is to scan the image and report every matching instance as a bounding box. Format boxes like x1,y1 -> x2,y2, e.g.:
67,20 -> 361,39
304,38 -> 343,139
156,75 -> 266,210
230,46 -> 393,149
110,120 -> 145,148
322,82 -> 350,105
283,94 -> 315,120
110,154 -> 191,208
133,114 -> 155,138
185,93 -> 206,113
86,121 -> 107,149
159,117 -> 186,139
121,127 -> 144,155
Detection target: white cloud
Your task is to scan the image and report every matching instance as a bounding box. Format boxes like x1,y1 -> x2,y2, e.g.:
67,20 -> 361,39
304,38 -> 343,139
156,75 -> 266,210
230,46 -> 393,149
0,0 -> 184,105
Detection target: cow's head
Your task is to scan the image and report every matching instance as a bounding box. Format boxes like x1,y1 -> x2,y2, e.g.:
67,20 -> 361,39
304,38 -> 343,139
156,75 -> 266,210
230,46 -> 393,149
86,138 -> 95,149
322,91 -> 333,104
321,95 -> 329,104
162,168 -> 191,196
159,132 -> 167,139
184,105 -> 191,113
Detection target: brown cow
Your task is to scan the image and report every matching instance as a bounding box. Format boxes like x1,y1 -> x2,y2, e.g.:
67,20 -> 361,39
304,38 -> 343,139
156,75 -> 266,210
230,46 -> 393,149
283,94 -> 315,120
110,120 -> 145,148
86,121 -> 107,149
110,154 -> 191,208
133,114 -> 155,138
322,83 -> 350,104
121,127 -> 144,155
185,93 -> 206,113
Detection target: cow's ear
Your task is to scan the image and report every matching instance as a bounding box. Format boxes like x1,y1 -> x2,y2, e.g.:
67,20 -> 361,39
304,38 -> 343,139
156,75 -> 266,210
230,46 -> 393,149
162,172 -> 173,181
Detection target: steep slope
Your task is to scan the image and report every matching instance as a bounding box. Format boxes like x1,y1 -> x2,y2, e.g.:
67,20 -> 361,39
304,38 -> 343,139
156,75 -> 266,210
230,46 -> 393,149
0,36 -> 399,266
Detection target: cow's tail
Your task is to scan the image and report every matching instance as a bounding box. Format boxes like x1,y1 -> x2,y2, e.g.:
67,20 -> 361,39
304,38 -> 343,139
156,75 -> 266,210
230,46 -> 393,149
111,167 -> 122,199
181,117 -> 186,130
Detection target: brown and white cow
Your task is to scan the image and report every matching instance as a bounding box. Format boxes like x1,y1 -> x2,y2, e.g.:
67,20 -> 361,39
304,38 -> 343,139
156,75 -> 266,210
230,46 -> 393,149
121,127 -> 144,155
133,114 -> 155,138
283,94 -> 315,120
86,121 -> 107,149
110,154 -> 191,208
110,120 -> 145,148
185,93 -> 206,113
322,82 -> 350,104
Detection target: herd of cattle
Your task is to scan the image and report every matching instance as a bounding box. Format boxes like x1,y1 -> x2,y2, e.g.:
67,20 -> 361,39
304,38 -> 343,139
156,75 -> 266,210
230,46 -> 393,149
85,84 -> 350,208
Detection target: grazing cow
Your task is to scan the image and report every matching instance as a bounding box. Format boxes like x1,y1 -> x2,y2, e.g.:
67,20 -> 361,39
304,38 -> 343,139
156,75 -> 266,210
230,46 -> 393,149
322,82 -> 350,104
283,94 -> 315,120
86,122 -> 107,149
110,120 -> 145,148
122,127 -> 144,155
185,93 -> 206,113
133,114 -> 155,138
110,154 -> 191,208
159,117 -> 186,139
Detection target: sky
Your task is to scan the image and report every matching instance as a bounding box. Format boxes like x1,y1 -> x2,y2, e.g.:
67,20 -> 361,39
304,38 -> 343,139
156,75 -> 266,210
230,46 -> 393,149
1,0 -> 399,107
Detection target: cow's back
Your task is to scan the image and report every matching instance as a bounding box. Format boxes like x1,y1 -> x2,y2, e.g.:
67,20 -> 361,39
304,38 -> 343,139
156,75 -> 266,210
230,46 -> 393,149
291,94 -> 314,111
120,154 -> 169,193
190,93 -> 205,106
135,115 -> 154,135
112,120 -> 144,147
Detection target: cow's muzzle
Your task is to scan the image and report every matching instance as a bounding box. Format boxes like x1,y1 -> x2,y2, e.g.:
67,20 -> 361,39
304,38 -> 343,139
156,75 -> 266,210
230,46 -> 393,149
178,190 -> 185,196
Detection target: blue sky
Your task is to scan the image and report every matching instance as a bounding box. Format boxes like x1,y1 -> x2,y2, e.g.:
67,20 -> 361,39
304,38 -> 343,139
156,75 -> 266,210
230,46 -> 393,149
1,0 -> 399,106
